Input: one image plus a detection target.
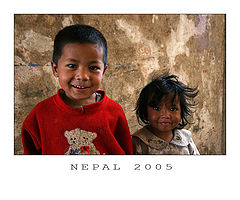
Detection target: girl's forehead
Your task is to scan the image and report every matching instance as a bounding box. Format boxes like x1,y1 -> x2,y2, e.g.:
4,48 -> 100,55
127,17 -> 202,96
164,94 -> 179,102
150,93 -> 180,105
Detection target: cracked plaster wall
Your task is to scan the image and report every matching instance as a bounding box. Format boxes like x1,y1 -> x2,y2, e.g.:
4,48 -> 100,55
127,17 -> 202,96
14,14 -> 226,155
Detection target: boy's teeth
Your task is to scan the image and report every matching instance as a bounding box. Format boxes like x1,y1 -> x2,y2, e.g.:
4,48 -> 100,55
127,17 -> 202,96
73,85 -> 85,89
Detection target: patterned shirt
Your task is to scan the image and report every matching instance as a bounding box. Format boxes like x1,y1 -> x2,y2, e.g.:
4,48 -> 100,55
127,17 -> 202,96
132,126 -> 200,155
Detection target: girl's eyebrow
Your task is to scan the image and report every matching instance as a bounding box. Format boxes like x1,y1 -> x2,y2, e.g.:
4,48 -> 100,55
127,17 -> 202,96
171,99 -> 181,106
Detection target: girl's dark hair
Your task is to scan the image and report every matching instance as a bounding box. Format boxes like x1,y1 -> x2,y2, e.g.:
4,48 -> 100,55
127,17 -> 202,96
52,24 -> 108,67
136,74 -> 199,129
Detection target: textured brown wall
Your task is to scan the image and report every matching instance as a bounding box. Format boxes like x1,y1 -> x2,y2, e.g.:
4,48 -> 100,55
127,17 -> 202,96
14,14 -> 226,155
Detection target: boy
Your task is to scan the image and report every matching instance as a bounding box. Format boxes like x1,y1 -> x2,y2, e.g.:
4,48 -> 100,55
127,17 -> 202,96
21,24 -> 133,155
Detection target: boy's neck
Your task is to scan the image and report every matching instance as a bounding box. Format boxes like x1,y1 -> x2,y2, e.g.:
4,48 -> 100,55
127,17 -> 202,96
60,91 -> 99,108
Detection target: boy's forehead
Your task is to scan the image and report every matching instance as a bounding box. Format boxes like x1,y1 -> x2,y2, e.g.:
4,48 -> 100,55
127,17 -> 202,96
61,42 -> 104,59
63,42 -> 103,50
62,42 -> 101,50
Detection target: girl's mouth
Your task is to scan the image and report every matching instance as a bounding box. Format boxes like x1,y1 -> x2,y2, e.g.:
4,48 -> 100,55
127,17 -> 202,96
160,122 -> 170,125
158,121 -> 171,126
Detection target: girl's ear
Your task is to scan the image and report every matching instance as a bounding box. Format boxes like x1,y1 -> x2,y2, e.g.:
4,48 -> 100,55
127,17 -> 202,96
51,61 -> 59,77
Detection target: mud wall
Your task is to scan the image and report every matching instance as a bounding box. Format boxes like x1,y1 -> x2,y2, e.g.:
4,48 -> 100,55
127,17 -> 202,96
14,14 -> 226,155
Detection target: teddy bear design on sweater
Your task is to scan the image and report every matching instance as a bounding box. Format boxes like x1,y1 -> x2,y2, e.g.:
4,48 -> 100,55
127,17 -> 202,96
64,128 -> 100,155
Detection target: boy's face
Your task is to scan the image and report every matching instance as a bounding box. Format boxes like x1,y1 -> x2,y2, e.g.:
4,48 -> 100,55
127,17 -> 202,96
147,94 -> 181,137
52,42 -> 106,107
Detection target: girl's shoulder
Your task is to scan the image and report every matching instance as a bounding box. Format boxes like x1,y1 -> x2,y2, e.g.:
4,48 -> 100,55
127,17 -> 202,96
176,129 -> 192,137
132,127 -> 150,154
171,129 -> 193,146
132,126 -> 151,139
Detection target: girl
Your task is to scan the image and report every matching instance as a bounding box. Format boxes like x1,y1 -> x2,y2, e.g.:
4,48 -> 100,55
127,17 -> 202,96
132,74 -> 200,155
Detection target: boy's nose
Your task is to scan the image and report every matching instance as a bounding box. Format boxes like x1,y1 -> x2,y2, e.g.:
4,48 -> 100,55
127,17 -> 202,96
75,67 -> 89,81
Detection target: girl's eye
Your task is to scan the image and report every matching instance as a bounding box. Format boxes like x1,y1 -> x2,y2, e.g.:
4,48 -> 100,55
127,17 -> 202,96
153,107 -> 160,111
67,64 -> 77,68
170,107 -> 177,111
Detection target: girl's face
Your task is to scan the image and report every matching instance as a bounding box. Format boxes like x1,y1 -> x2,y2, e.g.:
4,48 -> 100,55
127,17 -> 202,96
147,94 -> 181,137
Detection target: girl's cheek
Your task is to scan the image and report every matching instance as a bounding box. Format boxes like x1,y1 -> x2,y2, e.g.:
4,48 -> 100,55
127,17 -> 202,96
148,114 -> 157,122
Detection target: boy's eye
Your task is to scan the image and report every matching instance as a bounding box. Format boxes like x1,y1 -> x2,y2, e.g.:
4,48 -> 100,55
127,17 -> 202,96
89,66 -> 100,71
67,64 -> 77,68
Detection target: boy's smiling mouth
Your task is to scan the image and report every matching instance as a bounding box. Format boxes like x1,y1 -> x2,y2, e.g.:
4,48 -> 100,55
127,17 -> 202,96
72,84 -> 90,89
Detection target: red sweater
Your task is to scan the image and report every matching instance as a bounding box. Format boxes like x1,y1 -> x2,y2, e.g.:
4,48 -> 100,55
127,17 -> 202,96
21,89 -> 133,155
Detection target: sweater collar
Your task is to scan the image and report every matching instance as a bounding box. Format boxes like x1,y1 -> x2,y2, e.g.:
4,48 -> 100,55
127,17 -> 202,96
54,89 -> 107,114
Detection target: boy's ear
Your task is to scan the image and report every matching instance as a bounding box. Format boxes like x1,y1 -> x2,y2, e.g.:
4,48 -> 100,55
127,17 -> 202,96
51,61 -> 59,77
103,65 -> 108,75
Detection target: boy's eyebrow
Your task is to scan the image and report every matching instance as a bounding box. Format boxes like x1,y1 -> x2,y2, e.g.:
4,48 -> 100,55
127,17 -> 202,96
65,58 -> 103,64
88,60 -> 103,64
65,58 -> 79,62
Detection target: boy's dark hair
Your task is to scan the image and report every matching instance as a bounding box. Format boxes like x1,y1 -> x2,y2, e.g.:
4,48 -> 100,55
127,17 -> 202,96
136,74 -> 199,129
52,24 -> 108,67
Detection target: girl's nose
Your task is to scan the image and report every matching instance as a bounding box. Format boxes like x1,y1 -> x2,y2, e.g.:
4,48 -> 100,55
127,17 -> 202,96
75,67 -> 89,81
159,106 -> 170,118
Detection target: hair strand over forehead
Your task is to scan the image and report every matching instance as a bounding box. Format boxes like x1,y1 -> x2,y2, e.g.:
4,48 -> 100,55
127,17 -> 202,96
135,74 -> 199,129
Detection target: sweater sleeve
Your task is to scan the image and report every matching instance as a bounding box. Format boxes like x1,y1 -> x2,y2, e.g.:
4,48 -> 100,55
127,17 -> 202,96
114,111 -> 133,155
21,110 -> 42,155
21,128 -> 41,155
